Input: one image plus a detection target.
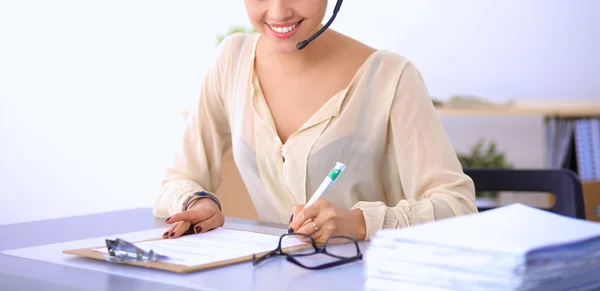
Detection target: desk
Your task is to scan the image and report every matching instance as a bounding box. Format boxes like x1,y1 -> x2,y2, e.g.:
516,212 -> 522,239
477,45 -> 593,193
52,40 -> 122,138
0,208 -> 368,291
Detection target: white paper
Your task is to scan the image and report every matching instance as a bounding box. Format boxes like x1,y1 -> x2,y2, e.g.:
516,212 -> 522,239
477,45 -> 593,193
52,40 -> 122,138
1,224 -> 310,290
373,203 -> 600,255
95,227 -> 306,266
364,203 -> 600,291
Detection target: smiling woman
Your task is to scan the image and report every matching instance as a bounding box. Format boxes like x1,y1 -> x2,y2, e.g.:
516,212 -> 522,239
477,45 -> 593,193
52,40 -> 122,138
244,0 -> 327,53
153,0 -> 477,244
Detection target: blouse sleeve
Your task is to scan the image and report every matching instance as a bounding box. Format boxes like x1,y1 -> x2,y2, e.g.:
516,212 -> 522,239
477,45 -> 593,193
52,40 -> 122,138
352,61 -> 478,240
152,36 -> 235,218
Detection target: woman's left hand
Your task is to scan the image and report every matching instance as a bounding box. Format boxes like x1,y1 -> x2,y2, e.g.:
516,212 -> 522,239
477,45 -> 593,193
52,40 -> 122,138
289,200 -> 366,243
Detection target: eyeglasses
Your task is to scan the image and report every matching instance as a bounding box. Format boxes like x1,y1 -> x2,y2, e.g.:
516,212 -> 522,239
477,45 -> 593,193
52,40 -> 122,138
252,233 -> 363,270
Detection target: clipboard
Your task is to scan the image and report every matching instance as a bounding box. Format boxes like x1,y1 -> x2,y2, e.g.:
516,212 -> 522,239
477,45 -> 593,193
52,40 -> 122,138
62,227 -> 313,273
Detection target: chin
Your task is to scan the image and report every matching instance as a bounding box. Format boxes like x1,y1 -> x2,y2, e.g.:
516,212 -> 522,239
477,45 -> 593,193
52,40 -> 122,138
272,41 -> 301,54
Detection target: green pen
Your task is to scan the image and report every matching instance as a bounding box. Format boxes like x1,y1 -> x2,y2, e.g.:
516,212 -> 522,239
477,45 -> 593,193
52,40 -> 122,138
287,162 -> 347,234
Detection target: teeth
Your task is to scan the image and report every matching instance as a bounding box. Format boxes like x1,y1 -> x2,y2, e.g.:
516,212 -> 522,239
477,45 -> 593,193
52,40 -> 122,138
271,24 -> 296,34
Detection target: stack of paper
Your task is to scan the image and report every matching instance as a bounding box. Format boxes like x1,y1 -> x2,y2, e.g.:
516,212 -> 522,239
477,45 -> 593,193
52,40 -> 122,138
364,203 -> 600,291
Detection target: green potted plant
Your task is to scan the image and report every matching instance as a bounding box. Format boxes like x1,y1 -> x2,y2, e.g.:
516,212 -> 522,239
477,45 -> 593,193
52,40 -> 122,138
457,139 -> 513,201
217,26 -> 256,45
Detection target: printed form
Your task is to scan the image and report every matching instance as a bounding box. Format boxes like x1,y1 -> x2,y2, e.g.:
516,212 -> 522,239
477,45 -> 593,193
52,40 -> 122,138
94,228 -> 306,266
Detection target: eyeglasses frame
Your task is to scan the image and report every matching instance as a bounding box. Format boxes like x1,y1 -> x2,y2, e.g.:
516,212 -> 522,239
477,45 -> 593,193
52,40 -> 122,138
251,233 -> 363,270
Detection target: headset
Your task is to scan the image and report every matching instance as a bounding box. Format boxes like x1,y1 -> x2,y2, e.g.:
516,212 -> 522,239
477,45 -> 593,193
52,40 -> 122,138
296,0 -> 343,50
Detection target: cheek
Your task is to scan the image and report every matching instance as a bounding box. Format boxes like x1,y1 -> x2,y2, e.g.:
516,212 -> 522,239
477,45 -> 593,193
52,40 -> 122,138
305,0 -> 327,18
298,1 -> 327,28
246,11 -> 261,25
244,6 -> 263,27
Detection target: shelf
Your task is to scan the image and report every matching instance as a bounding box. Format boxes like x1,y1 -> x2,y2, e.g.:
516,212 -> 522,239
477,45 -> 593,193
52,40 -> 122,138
436,104 -> 600,118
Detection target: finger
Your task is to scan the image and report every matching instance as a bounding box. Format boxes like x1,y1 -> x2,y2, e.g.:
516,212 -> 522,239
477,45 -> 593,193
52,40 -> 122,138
163,224 -> 176,238
165,209 -> 212,225
295,219 -> 319,236
290,201 -> 326,232
292,204 -> 305,216
295,220 -> 334,244
294,208 -> 332,236
312,222 -> 336,244
162,223 -> 179,238
168,221 -> 192,239
296,211 -> 338,241
313,228 -> 332,244
287,204 -> 305,227
192,212 -> 224,234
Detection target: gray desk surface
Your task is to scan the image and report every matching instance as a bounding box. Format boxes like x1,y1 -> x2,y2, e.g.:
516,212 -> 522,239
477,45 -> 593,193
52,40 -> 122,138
0,208 -> 368,291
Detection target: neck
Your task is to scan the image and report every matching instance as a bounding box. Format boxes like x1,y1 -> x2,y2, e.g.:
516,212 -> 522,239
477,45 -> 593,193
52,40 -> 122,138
259,29 -> 340,72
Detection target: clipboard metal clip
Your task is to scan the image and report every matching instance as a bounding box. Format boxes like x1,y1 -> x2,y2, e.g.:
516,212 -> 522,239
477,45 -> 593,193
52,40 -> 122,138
104,238 -> 168,263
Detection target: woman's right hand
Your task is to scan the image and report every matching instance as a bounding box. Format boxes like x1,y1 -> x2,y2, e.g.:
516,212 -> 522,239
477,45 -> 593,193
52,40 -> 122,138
162,198 -> 224,239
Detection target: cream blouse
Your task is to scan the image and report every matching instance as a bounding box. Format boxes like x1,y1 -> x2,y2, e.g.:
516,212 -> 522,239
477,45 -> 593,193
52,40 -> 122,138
153,33 -> 478,240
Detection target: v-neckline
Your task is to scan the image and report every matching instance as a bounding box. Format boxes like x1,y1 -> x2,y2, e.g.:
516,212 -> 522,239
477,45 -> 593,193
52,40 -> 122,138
248,33 -> 380,146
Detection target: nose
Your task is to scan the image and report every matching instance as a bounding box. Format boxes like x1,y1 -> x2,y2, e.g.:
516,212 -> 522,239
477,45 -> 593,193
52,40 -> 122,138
267,0 -> 293,22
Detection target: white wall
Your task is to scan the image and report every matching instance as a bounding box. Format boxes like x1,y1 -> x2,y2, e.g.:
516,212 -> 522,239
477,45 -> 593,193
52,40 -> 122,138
1,0 -> 598,225
341,0 -> 600,101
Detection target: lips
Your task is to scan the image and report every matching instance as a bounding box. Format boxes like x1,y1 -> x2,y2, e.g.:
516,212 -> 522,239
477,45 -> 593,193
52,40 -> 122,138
269,23 -> 297,34
267,20 -> 303,39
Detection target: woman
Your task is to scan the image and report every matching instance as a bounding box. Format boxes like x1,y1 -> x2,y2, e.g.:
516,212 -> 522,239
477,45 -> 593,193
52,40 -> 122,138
154,0 -> 477,243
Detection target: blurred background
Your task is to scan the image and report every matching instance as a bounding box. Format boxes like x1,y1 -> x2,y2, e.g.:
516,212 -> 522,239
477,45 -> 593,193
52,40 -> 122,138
1,0 -> 599,225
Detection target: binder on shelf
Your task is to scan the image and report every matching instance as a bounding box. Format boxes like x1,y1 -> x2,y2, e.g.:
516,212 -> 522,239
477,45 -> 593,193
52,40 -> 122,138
574,118 -> 600,181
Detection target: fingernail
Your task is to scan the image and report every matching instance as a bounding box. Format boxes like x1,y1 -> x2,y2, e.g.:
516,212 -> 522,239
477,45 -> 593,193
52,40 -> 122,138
169,232 -> 175,237
289,214 -> 294,223
194,226 -> 202,233
163,231 -> 168,237
287,227 -> 294,234
165,216 -> 171,222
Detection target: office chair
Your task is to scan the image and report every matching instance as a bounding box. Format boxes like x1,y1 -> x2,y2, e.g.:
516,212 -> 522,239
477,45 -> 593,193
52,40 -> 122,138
464,168 -> 586,219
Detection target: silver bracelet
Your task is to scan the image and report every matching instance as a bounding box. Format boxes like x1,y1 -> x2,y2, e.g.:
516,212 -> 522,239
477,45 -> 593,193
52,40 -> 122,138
183,191 -> 221,212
